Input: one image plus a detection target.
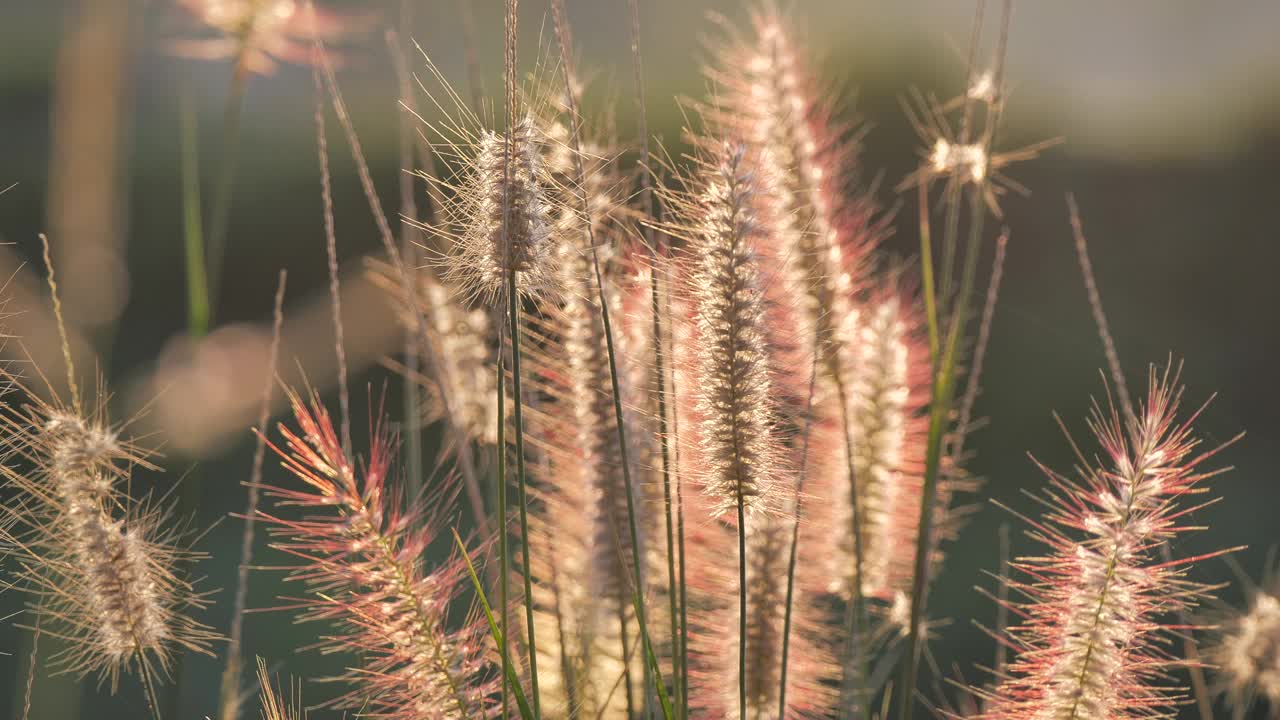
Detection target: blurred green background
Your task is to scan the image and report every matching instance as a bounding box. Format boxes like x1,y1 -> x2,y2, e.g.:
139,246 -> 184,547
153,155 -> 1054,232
1,0 -> 1279,717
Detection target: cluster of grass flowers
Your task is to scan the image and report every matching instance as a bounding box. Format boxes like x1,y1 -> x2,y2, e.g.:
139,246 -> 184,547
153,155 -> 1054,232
0,2 -> 1263,720
0,254 -> 216,716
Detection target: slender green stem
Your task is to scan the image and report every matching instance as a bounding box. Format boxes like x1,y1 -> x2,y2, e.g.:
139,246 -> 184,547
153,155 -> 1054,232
179,92 -> 209,339
779,341 -> 821,719
497,350 -> 510,720
392,6 -> 424,506
456,531 -> 535,720
836,371 -> 870,719
139,670 -> 164,720
899,8 -> 1010,714
506,269 -> 542,719
205,56 -> 249,315
737,496 -> 748,720
671,263 -> 690,720
621,0 -> 682,710
898,185 -> 987,720
617,593 -> 636,719
218,271 -> 286,720
917,181 -> 939,363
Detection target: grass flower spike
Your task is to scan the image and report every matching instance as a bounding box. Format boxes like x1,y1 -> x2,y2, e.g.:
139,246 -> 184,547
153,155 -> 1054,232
0,392 -> 214,699
827,293 -> 931,604
367,259 -> 501,446
705,12 -> 880,378
259,388 -> 494,719
440,115 -> 560,306
980,367 -> 1235,720
681,141 -> 780,518
172,0 -> 371,74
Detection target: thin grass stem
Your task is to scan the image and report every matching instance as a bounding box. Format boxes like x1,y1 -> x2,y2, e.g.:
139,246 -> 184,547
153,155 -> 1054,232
391,5 -> 424,510
139,663 -> 164,720
1066,194 -> 1134,426
623,0 -> 684,711
737,495 -> 748,720
218,270 -> 286,720
499,2 -> 540,714
779,334 -> 822,719
21,609 -> 40,720
498,344 -> 511,720
617,590 -> 637,719
954,230 -> 1007,448
506,267 -> 542,719
205,54 -> 250,316
312,62 -> 352,456
900,6 -> 1011,716
917,181 -> 939,362
455,530 -> 535,720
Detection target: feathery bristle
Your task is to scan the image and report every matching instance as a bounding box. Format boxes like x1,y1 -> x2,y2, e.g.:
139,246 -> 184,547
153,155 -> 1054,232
0,396 -> 214,689
259,389 -> 495,719
441,115 -> 559,306
979,367 -> 1231,720
256,658 -> 305,720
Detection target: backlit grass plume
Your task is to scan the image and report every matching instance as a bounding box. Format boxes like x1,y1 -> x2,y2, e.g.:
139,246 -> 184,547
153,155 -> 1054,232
824,292 -> 932,605
258,388 -> 495,719
977,367 -> 1236,720
703,11 -> 882,380
669,138 -> 823,719
676,140 -> 781,519
0,389 -> 214,701
436,114 -> 561,306
171,0 -> 372,75
1208,568 -> 1280,718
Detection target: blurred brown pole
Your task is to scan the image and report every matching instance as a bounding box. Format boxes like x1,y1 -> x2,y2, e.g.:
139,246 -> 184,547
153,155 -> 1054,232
46,0 -> 135,368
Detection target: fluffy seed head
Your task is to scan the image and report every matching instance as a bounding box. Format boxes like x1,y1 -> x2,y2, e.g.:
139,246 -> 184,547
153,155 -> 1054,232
682,141 -> 780,517
1,397 -> 214,688
171,0 -> 370,74
704,12 -> 881,385
929,138 -> 988,184
442,115 -> 559,307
